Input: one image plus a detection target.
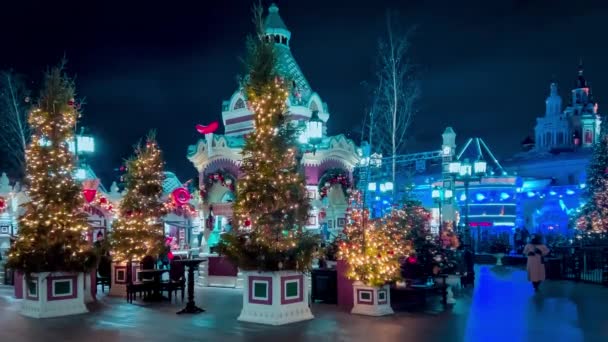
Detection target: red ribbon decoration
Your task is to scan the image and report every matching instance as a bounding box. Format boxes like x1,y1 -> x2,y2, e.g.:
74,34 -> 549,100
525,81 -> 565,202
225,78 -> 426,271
172,187 -> 191,206
195,121 -> 219,135
83,189 -> 97,203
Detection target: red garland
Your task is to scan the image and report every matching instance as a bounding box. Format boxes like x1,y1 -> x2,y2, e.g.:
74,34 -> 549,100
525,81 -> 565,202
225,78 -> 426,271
200,171 -> 235,199
319,173 -> 350,199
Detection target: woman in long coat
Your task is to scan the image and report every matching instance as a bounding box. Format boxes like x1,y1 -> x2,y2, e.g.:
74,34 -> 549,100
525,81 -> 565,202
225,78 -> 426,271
523,235 -> 550,291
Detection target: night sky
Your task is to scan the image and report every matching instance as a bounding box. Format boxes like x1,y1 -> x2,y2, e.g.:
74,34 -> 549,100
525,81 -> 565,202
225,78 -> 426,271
2,0 -> 608,186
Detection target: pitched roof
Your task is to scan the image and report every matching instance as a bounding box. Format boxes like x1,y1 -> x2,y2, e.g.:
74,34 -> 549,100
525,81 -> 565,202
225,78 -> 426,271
264,3 -> 288,31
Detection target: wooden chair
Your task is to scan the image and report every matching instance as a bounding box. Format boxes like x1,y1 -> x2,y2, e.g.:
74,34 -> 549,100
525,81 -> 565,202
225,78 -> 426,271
126,261 -> 153,303
96,256 -> 112,293
139,255 -> 156,282
162,256 -> 185,302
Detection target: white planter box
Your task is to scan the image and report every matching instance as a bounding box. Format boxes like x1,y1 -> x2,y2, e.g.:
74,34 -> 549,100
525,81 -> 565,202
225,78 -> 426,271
20,272 -> 88,318
197,254 -> 242,288
109,263 -> 140,297
238,270 -> 314,325
351,282 -> 393,316
83,272 -> 96,304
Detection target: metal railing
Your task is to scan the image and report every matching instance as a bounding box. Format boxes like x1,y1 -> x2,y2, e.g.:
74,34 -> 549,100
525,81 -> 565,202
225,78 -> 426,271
550,246 -> 608,286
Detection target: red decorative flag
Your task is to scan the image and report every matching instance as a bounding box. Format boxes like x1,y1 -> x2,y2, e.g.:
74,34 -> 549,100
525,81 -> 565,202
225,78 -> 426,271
195,121 -> 219,135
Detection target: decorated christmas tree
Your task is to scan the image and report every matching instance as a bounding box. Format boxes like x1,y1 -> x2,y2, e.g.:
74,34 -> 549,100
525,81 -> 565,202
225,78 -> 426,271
576,117 -> 608,234
338,191 -> 411,287
7,65 -> 94,274
218,8 -> 316,271
400,199 -> 460,277
110,133 -> 166,263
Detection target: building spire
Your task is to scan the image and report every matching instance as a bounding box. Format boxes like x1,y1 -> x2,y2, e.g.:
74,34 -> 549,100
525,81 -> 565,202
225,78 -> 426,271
264,3 -> 291,45
577,58 -> 587,88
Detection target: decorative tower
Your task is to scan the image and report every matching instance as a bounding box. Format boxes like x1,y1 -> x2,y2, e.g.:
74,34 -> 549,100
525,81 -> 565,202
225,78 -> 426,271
571,63 -> 600,148
221,3 -> 330,137
534,81 -> 567,150
545,82 -> 562,117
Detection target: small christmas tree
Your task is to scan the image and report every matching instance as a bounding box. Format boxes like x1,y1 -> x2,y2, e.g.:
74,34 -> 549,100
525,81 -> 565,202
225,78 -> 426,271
338,191 -> 411,287
7,65 -> 94,274
219,7 -> 317,272
110,133 -> 166,263
577,117 -> 608,234
400,199 -> 460,277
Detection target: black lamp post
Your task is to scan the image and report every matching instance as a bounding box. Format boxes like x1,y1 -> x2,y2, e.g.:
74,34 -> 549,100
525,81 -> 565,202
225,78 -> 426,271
448,158 -> 486,285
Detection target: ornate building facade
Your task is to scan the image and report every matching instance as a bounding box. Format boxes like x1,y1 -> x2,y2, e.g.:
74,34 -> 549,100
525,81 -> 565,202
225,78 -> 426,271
187,4 -> 360,249
534,64 -> 602,151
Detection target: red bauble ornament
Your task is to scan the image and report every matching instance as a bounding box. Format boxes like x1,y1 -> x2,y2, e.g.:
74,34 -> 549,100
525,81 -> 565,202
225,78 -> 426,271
107,205 -> 113,211
244,219 -> 251,227
82,189 -> 97,203
0,197 -> 6,211
195,121 -> 219,135
68,98 -> 75,106
377,254 -> 382,259
167,251 -> 174,261
407,256 -> 417,264
99,197 -> 108,204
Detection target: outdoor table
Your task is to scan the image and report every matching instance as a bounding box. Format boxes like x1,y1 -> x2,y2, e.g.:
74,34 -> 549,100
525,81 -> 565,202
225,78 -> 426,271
174,258 -> 207,314
138,269 -> 169,302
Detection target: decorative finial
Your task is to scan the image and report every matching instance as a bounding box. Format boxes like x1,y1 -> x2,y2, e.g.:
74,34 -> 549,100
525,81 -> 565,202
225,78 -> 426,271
269,3 -> 279,13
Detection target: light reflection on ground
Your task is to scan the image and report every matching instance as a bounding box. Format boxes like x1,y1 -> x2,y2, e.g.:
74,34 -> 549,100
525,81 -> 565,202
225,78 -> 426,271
0,265 -> 606,342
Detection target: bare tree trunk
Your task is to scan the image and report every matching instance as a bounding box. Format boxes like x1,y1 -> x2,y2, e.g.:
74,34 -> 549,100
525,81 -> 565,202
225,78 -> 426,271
387,14 -> 398,198
0,70 -> 30,178
368,11 -> 419,202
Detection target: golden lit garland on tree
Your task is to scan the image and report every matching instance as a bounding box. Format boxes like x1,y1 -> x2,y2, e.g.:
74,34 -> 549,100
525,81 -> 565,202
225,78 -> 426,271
338,191 -> 412,287
109,133 -> 166,263
577,177 -> 608,234
218,6 -> 317,272
7,65 -> 94,274
576,117 -> 608,234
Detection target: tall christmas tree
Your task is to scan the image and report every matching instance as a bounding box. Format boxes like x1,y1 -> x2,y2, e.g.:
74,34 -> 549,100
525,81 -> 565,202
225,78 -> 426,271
7,65 -> 94,274
577,117 -> 608,233
219,5 -> 316,272
110,133 -> 166,262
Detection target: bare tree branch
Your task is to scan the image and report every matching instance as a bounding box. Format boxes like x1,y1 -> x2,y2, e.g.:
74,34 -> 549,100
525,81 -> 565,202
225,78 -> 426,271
0,70 -> 31,179
366,11 -> 419,194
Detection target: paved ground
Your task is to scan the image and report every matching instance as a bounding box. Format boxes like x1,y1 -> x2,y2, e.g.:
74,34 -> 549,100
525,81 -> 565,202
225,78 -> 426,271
1,265 -> 607,342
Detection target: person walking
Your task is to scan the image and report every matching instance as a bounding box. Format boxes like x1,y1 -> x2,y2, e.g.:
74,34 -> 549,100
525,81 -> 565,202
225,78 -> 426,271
523,235 -> 550,291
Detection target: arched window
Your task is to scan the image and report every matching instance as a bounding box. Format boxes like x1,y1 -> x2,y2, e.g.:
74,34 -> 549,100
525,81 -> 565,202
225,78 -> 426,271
309,101 -> 319,112
234,98 -> 245,110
